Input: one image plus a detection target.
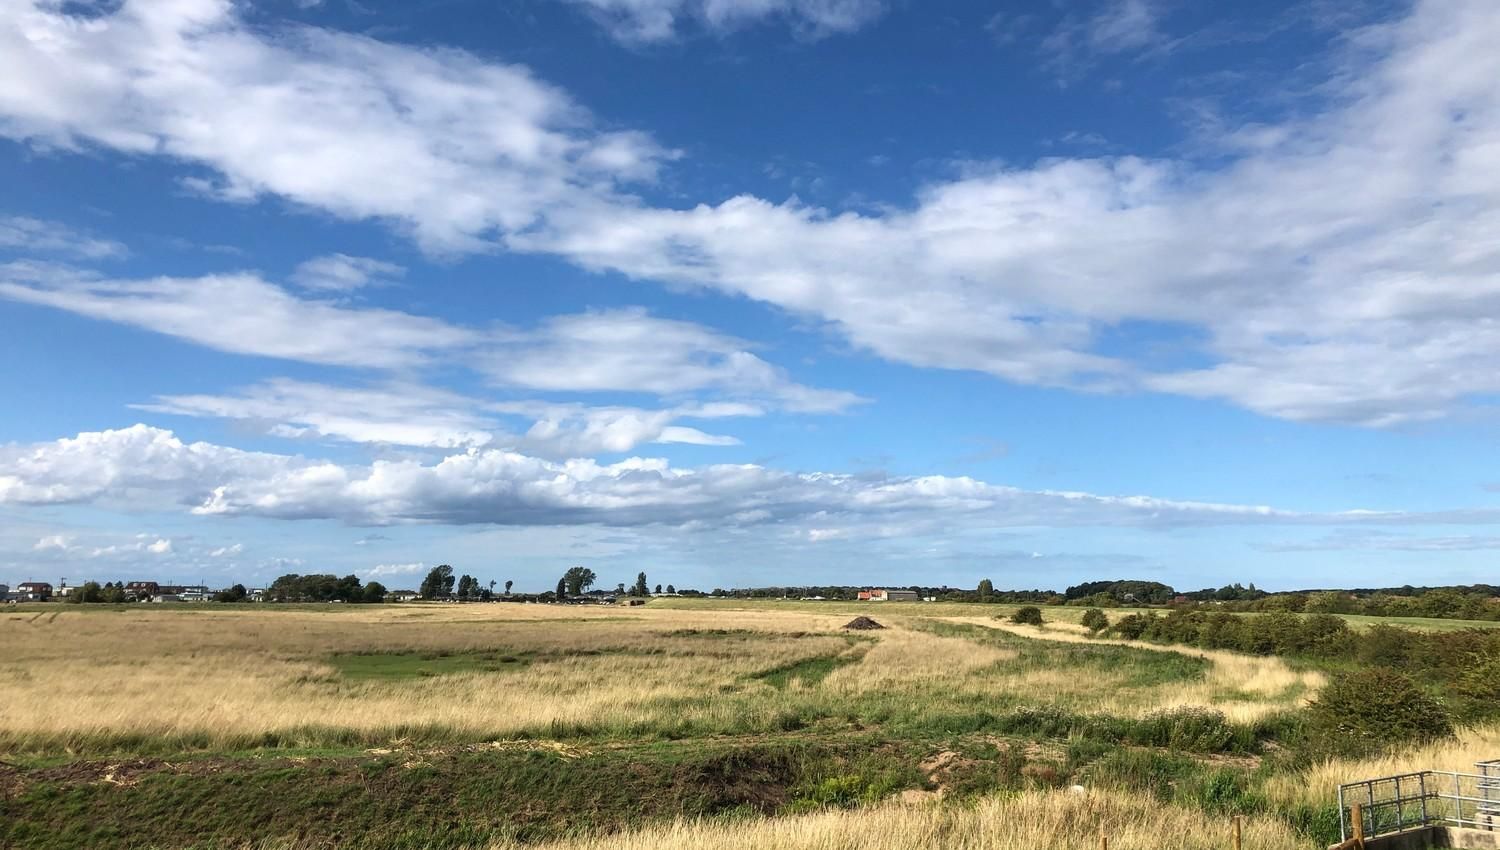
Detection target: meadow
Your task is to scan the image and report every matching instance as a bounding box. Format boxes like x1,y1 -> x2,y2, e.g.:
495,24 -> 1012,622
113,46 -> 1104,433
1,599 -> 1495,849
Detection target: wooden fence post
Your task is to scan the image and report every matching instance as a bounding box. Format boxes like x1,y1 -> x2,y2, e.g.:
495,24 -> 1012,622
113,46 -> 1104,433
1352,802 -> 1365,850
1099,824 -> 1108,850
1233,815 -> 1242,850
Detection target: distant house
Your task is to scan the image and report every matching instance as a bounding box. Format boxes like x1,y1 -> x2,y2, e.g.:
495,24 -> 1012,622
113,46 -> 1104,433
248,588 -> 266,602
125,581 -> 160,600
857,590 -> 873,601
0,583 -> 9,601
387,590 -> 420,602
178,586 -> 212,602
16,582 -> 53,601
865,589 -> 920,602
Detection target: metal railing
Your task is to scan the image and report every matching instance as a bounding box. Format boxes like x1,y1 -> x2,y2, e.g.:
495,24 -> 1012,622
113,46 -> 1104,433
1338,759 -> 1500,842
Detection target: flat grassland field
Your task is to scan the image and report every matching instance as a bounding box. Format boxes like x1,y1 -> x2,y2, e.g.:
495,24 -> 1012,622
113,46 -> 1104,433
2,601 -> 1496,850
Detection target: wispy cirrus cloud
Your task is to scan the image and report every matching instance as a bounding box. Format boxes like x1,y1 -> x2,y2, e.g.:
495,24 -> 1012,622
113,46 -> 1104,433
558,0 -> 887,44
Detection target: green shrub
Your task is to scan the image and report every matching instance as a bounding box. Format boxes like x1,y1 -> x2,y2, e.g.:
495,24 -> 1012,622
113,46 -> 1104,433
1011,606 -> 1044,626
1306,668 -> 1453,755
1081,608 -> 1109,633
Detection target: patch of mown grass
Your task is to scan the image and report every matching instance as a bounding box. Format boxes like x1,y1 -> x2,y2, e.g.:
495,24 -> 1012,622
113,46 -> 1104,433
751,647 -> 868,690
328,650 -> 532,681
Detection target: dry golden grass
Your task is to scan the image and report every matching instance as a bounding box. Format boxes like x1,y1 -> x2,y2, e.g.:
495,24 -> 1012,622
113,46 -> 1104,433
953,618 -> 1324,722
1261,724 -> 1500,812
471,788 -> 1308,850
0,603 -> 1313,752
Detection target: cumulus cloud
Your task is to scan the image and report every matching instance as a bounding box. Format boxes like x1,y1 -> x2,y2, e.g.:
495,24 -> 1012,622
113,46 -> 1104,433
290,253 -> 404,291
560,0 -> 887,44
8,424 -> 1491,533
209,543 -> 243,557
5,0 -> 1500,427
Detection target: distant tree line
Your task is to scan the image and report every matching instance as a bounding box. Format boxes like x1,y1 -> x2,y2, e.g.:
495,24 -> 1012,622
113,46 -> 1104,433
265,573 -> 386,603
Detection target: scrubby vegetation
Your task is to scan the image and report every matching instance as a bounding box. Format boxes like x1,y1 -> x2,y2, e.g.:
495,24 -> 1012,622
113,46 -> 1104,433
1104,608 -> 1500,722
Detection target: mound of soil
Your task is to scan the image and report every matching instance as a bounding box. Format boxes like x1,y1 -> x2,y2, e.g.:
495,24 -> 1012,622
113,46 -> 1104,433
842,616 -> 885,630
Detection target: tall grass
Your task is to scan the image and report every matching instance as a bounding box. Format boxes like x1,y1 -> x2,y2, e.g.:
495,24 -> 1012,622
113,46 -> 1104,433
470,789 -> 1309,850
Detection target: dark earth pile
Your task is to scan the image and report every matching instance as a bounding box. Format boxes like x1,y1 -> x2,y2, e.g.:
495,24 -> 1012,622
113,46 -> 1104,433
842,616 -> 885,630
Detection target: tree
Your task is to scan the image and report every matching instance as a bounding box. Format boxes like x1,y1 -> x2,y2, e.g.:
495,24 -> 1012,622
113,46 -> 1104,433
420,565 -> 455,600
70,581 -> 104,604
489,580 -> 497,597
978,578 -> 994,600
563,566 -> 596,596
631,572 -> 649,596
615,582 -> 626,595
213,583 -> 248,603
1010,606 -> 1044,626
1081,608 -> 1109,633
666,584 -> 676,595
556,577 -> 567,600
654,584 -> 662,595
456,574 -> 478,600
362,581 -> 387,603
504,580 -> 513,595
100,582 -> 127,604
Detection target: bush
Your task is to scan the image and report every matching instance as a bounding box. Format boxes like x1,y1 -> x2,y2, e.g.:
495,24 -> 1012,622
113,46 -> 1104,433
1011,606 -> 1044,626
1111,613 -> 1154,640
1307,668 -> 1454,755
1081,608 -> 1109,633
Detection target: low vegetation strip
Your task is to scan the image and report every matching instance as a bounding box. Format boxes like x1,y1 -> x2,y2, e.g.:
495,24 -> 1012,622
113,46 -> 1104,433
469,788 -> 1306,850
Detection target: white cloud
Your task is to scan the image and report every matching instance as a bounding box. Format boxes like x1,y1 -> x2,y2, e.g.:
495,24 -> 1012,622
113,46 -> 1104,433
290,253 -> 405,291
362,562 -> 427,577
0,0 -> 675,254
145,537 -> 172,554
4,0 -> 1500,428
0,266 -> 853,426
139,379 -> 499,449
32,534 -> 71,551
560,0 -> 887,44
9,424 -> 1497,533
0,264 -> 474,369
483,309 -> 864,412
137,379 -> 760,456
209,543 -> 243,557
0,215 -> 126,259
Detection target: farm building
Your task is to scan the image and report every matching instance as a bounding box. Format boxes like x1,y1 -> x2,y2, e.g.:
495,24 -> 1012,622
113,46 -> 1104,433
15,581 -> 52,601
862,589 -> 920,602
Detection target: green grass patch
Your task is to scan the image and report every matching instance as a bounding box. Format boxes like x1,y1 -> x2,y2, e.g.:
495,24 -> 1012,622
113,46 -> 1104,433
327,650 -> 532,681
750,648 -> 866,690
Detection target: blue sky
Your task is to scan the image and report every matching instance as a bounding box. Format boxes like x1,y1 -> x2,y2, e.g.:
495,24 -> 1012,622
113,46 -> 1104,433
3,0 -> 1500,593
